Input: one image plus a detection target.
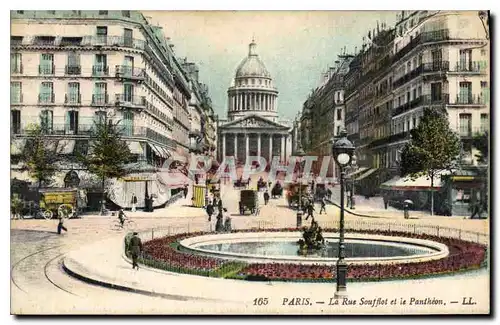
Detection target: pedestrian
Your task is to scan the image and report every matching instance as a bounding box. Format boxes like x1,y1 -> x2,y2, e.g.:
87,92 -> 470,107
57,217 -> 68,235
129,232 -> 143,270
327,188 -> 332,200
263,190 -> 270,205
319,197 -> 327,214
118,208 -> 126,228
183,185 -> 188,199
223,208 -> 232,232
215,209 -> 224,232
195,174 -> 199,185
470,201 -> 481,219
131,193 -> 137,212
206,201 -> 214,222
383,196 -> 388,210
305,203 -> 315,221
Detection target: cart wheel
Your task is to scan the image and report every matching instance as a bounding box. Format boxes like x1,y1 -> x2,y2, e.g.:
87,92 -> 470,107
43,209 -> 53,220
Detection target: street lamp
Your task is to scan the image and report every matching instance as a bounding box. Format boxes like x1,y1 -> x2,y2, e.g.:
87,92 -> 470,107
331,128 -> 355,298
295,145 -> 306,227
350,155 -> 357,210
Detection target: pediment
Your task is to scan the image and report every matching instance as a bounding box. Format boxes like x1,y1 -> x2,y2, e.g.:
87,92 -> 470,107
221,115 -> 289,130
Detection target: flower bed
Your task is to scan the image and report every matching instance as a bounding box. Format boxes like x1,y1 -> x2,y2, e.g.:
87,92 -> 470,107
133,228 -> 487,282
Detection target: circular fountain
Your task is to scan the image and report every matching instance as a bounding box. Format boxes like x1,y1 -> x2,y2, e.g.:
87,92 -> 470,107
179,232 -> 449,265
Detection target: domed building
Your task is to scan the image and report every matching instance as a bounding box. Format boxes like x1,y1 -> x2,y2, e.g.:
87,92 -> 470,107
218,39 -> 291,164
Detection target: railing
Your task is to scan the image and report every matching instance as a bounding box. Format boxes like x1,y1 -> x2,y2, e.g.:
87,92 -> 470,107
422,61 -> 450,73
38,64 -> 55,75
38,93 -> 55,104
115,65 -> 145,80
453,61 -> 487,73
91,94 -> 109,106
368,131 -> 411,148
64,93 -> 81,105
85,35 -> 146,50
138,219 -> 488,246
392,65 -> 424,89
115,94 -> 146,107
144,100 -> 174,130
451,94 -> 486,105
393,29 -> 450,63
392,95 -> 424,117
65,65 -> 81,75
421,93 -> 450,106
458,127 -> 485,137
92,65 -> 109,76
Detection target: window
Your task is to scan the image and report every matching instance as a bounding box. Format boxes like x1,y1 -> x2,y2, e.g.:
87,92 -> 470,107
39,53 -> 54,74
11,53 -> 22,73
407,61 -> 411,72
459,113 -> 472,136
337,109 -> 342,120
66,111 -> 79,134
39,82 -> 53,103
94,111 -> 107,125
459,49 -> 472,71
122,111 -> 134,136
124,84 -> 134,102
122,10 -> 131,18
417,86 -> 422,97
431,49 -> 442,70
40,110 -> 53,133
412,88 -> 417,100
99,10 -> 108,15
458,82 -> 472,104
11,110 -> 21,134
418,54 -> 423,66
123,28 -> 133,47
93,82 -> 107,104
66,52 -> 80,74
481,49 -> 487,56
67,82 -> 80,104
11,82 -> 22,104
96,26 -> 107,44
47,10 -> 55,14
480,113 -> 488,133
480,81 -> 489,104
431,82 -> 442,101
16,10 -> 24,14
336,125 -> 341,135
412,117 -> 416,129
94,54 -> 108,75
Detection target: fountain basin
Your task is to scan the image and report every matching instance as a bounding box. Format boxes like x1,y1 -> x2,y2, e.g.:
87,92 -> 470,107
179,232 -> 449,265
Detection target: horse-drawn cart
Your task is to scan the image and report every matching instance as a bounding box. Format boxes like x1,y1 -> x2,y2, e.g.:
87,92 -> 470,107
39,188 -> 79,219
239,190 -> 259,215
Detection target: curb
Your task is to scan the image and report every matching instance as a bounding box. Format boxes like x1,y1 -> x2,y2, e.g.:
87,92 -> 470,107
325,199 -> 386,219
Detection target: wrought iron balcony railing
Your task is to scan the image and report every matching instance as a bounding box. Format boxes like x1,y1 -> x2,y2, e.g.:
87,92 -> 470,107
65,65 -> 81,75
115,65 -> 145,80
92,65 -> 109,76
91,94 -> 109,106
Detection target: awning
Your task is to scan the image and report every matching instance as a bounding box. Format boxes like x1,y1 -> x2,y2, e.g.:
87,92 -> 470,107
346,166 -> 368,178
380,172 -> 450,191
10,139 -> 26,155
149,143 -> 165,158
159,146 -> 171,158
127,141 -> 144,155
355,168 -> 378,181
57,139 -> 76,154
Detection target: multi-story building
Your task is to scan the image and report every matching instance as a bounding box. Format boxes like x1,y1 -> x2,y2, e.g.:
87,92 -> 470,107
299,56 -> 352,178
10,10 -> 211,208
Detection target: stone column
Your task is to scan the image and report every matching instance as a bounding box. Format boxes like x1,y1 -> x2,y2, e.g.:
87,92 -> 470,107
256,93 -> 259,110
269,135 -> 273,161
234,134 -> 238,160
245,133 -> 249,161
222,133 -> 226,160
257,133 -> 261,157
265,94 -> 269,111
281,135 -> 285,162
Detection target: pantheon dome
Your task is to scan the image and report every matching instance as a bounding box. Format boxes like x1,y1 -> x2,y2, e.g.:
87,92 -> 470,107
227,39 -> 279,122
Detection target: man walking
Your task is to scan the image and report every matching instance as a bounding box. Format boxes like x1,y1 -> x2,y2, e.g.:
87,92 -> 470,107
183,185 -> 188,199
129,232 -> 143,270
206,201 -> 214,222
57,217 -> 68,235
305,202 -> 315,221
131,193 -> 138,212
263,190 -> 270,205
319,197 -> 327,215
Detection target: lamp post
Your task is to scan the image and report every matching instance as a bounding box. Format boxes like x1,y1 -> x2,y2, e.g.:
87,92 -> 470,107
350,155 -> 357,210
331,128 -> 355,298
295,145 -> 306,227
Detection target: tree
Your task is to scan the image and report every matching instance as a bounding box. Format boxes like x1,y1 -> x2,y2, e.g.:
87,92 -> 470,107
472,131 -> 488,164
400,107 -> 461,215
77,118 -> 133,214
18,124 -> 62,189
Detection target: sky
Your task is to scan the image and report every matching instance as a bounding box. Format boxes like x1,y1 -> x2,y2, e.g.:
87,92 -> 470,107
145,11 -> 397,121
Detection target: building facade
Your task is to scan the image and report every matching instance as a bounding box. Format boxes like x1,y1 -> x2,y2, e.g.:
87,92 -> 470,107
217,40 -> 291,165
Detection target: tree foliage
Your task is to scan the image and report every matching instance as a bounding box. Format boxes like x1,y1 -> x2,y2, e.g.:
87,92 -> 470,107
18,124 -> 62,188
399,107 -> 461,215
400,107 -> 461,179
77,118 -> 133,185
472,131 -> 488,164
